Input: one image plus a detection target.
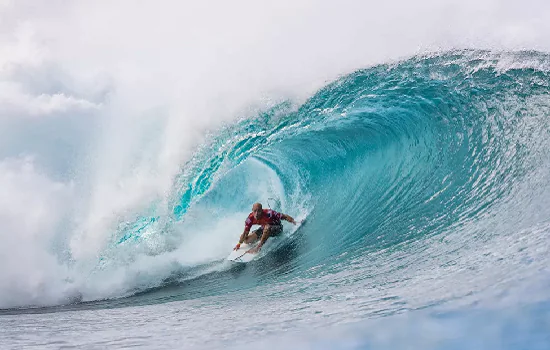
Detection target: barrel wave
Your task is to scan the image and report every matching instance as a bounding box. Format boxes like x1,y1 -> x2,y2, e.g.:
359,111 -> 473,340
86,49 -> 550,314
3,51 -> 550,346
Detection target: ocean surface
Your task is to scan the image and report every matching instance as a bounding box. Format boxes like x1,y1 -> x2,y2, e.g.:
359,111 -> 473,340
2,50 -> 550,349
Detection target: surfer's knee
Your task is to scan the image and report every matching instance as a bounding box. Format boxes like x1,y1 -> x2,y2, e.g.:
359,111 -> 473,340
263,225 -> 273,236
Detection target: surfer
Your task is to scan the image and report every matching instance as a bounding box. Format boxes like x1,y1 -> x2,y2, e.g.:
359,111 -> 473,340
233,202 -> 297,254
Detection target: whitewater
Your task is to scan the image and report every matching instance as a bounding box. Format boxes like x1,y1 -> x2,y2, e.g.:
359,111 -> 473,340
1,1 -> 550,349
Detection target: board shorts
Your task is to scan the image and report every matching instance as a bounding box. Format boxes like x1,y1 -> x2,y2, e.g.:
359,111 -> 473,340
252,224 -> 283,242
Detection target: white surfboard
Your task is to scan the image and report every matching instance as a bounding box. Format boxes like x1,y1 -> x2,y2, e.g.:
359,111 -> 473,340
226,242 -> 262,263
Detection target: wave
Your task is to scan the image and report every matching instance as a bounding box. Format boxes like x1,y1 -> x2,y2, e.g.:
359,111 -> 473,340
3,49 -> 550,311
101,49 -> 550,304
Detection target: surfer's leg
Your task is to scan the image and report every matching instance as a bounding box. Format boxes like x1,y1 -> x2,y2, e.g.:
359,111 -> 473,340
259,224 -> 280,244
245,227 -> 263,244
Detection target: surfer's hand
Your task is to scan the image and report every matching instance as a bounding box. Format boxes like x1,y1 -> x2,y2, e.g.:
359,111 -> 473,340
233,243 -> 241,251
247,245 -> 261,254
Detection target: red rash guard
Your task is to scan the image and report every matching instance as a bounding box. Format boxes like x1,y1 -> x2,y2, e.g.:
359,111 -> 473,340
244,209 -> 282,231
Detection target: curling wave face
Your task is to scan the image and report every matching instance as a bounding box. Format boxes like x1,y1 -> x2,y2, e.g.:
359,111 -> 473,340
3,50 -> 550,315
94,49 -> 550,311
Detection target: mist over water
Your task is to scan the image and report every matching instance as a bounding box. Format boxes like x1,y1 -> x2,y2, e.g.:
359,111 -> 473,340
1,1 -> 550,349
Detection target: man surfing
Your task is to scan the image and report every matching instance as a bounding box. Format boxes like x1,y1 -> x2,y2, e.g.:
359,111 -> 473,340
233,202 -> 297,254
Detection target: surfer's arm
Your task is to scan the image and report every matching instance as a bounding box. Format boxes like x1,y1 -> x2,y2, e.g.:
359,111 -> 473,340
239,228 -> 250,243
234,227 -> 250,250
281,214 -> 297,225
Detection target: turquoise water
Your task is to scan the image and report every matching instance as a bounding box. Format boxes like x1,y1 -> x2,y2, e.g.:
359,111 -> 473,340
2,50 -> 550,348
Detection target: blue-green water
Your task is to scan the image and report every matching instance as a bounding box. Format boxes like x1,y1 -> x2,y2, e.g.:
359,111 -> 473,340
2,50 -> 550,349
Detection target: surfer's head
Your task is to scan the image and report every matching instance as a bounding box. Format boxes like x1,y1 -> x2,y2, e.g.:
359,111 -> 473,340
252,202 -> 263,220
